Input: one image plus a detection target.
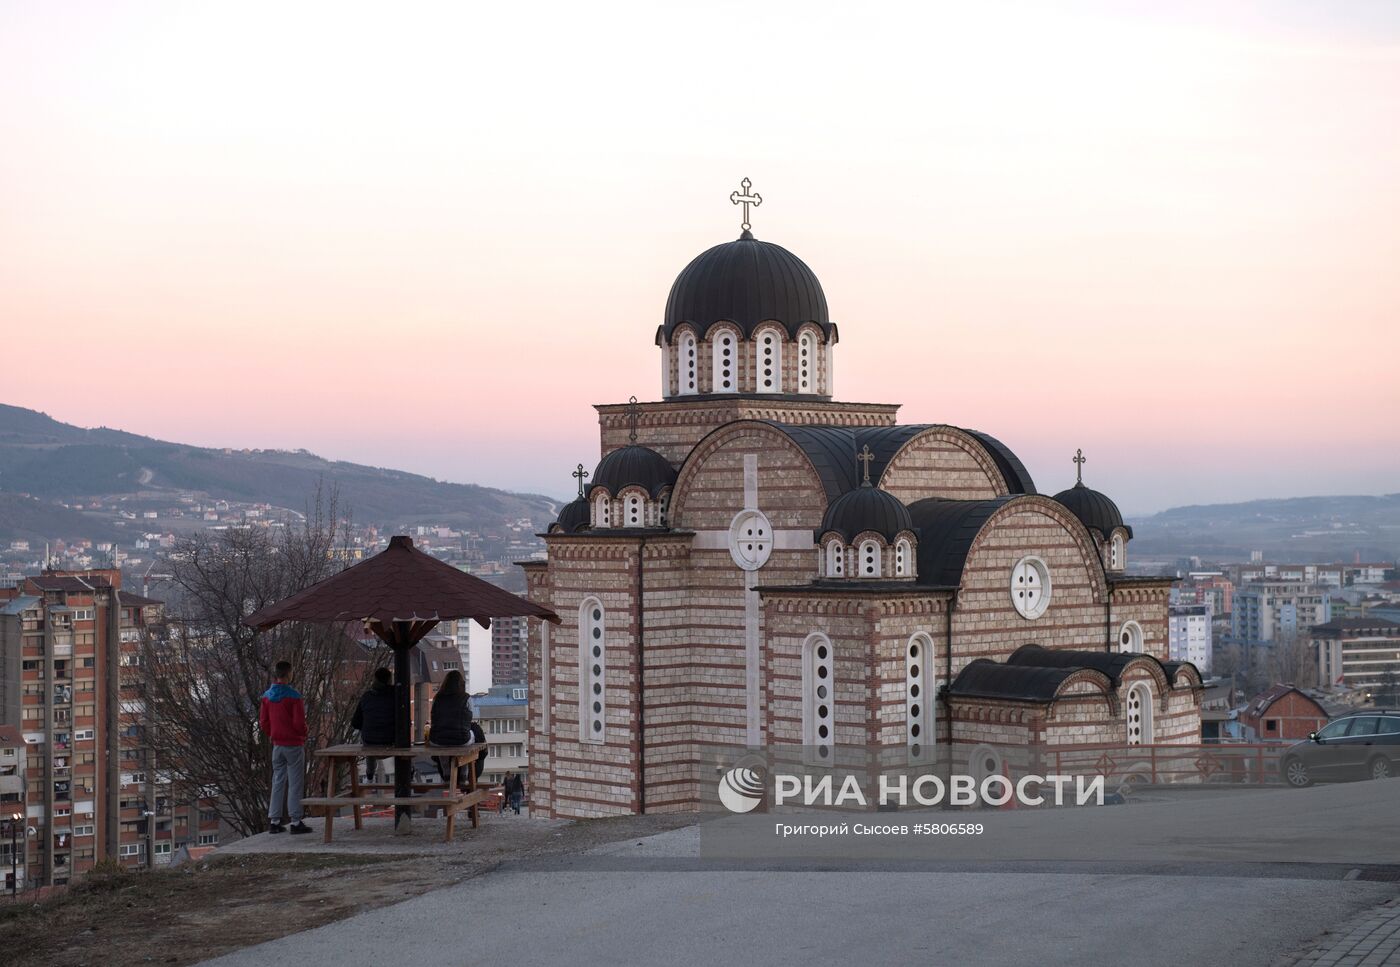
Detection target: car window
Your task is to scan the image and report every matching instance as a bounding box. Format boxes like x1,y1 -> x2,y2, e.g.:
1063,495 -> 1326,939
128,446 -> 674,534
1375,717 -> 1400,736
1316,719 -> 1352,739
1345,717 -> 1380,737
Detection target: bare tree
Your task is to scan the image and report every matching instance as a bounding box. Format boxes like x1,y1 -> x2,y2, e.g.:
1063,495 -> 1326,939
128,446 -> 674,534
141,489 -> 380,835
1267,632 -> 1318,690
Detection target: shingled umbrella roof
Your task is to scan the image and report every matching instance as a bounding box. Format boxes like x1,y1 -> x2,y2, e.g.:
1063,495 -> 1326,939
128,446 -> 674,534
244,535 -> 558,631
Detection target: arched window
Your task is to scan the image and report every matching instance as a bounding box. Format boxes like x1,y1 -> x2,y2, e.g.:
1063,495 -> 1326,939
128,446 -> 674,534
859,539 -> 881,578
678,332 -> 698,395
1125,682 -> 1152,745
657,492 -> 670,527
907,634 -> 935,763
1118,621 -> 1144,653
713,329 -> 737,393
757,328 -> 782,393
798,331 -> 817,393
826,541 -> 845,578
894,538 -> 912,577
579,598 -> 606,743
593,494 -> 611,528
624,492 -> 643,528
1109,534 -> 1124,570
803,633 -> 835,762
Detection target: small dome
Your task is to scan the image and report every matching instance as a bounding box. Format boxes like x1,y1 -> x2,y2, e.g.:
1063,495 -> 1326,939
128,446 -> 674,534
818,484 -> 913,543
662,233 -> 831,343
551,497 -> 590,534
591,445 -> 677,498
1053,483 -> 1128,537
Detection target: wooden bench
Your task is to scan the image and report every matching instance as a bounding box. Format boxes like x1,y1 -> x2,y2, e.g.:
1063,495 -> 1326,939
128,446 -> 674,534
307,742 -> 485,843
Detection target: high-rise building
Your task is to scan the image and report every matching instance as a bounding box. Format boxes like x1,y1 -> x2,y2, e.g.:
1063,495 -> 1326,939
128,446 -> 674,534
1168,603 -> 1212,671
0,570 -> 219,889
491,615 -> 528,687
1312,617 -> 1400,693
1231,582 -> 1331,644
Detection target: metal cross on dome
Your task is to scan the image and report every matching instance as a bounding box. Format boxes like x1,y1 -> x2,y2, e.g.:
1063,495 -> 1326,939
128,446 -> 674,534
857,444 -> 875,485
572,463 -> 589,498
1073,448 -> 1086,485
730,177 -> 762,233
627,395 -> 640,443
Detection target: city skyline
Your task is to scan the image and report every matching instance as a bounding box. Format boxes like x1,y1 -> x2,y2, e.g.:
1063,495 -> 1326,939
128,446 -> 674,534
3,2 -> 1398,513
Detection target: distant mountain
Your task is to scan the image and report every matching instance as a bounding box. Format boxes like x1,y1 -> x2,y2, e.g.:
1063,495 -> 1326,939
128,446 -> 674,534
0,403 -> 559,540
1128,493 -> 1400,562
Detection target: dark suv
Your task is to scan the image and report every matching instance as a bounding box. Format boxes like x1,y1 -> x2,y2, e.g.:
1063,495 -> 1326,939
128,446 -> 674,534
1281,709 -> 1400,787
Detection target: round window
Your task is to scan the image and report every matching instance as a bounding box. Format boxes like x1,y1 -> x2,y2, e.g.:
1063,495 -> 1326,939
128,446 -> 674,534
1010,556 -> 1052,619
728,509 -> 774,571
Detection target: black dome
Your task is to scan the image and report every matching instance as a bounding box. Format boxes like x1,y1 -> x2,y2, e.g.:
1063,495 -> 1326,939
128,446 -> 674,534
590,445 -> 677,497
818,484 -> 914,543
550,497 -> 590,534
1052,483 -> 1128,537
662,233 -> 832,342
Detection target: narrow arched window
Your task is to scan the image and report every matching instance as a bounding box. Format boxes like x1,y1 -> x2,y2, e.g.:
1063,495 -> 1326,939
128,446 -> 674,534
1118,621 -> 1143,653
907,633 -> 935,764
679,332 -> 698,395
713,330 -> 736,393
1126,682 -> 1152,745
1110,534 -> 1124,570
593,494 -> 611,529
579,598 -> 606,743
803,633 -> 834,762
757,328 -> 782,393
859,539 -> 881,578
798,331 -> 817,393
657,492 -> 670,527
624,493 -> 643,528
826,541 -> 845,578
894,539 -> 911,577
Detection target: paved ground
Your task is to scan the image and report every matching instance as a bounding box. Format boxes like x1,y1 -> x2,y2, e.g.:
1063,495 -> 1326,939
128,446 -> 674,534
1284,897 -> 1400,966
198,780 -> 1400,967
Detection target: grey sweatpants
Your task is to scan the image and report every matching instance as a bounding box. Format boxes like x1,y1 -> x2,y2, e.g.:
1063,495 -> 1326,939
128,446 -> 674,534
269,744 -> 305,822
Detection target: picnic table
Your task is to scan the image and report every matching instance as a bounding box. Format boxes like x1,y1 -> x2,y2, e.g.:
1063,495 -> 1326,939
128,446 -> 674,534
301,742 -> 487,843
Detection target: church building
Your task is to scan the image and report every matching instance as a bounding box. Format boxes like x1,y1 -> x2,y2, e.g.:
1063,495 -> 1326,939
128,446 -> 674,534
521,183 -> 1202,818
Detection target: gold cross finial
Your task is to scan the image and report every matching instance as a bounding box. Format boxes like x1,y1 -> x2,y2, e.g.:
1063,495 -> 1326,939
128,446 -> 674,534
1073,448 -> 1086,485
627,395 -> 640,444
857,444 -> 875,485
572,463 -> 590,498
730,177 -> 762,234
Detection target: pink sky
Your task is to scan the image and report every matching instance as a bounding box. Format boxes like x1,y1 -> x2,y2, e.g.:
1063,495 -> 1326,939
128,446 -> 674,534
2,2 -> 1398,513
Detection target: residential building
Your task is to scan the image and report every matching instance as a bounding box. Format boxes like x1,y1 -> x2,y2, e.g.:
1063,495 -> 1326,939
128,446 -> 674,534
1312,617 -> 1400,694
1168,603 -> 1212,671
491,615 -> 528,688
1,724 -> 27,892
0,570 -> 219,888
1231,582 -> 1331,644
1238,684 -> 1330,742
474,684 -> 527,786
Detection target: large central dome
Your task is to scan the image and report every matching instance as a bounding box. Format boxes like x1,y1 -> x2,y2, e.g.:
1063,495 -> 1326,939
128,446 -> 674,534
662,231 -> 831,342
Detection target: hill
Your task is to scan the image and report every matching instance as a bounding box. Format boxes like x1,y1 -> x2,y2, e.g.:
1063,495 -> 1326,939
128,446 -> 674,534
0,403 -> 558,539
1128,493 -> 1400,562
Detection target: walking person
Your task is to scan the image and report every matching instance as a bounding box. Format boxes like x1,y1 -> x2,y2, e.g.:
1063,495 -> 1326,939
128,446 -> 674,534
507,772 -> 524,815
260,660 -> 311,834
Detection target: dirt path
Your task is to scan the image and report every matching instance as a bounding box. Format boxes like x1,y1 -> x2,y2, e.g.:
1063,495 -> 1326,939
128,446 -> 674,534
0,813 -> 696,967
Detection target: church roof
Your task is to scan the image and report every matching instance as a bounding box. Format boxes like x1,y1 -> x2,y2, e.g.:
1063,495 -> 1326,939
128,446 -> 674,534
962,430 -> 1036,495
906,497 -> 1014,587
590,445 -> 677,497
1052,482 -> 1130,538
818,484 -> 914,543
661,233 -> 833,342
948,659 -> 1091,703
550,497 -> 591,534
1006,643 -> 1168,687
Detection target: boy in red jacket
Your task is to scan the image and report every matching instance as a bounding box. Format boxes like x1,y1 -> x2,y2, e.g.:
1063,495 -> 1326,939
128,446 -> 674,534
260,660 -> 311,834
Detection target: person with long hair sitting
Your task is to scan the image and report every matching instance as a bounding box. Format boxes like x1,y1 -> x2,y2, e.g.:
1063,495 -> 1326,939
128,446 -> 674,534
429,670 -> 473,790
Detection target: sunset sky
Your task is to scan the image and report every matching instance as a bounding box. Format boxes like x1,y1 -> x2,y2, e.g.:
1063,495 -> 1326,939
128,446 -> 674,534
2,2 -> 1398,514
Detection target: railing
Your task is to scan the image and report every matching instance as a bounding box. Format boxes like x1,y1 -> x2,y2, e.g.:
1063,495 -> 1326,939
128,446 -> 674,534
1034,741 -> 1286,788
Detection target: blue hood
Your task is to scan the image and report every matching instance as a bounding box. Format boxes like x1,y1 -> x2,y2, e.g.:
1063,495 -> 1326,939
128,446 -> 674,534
263,683 -> 302,702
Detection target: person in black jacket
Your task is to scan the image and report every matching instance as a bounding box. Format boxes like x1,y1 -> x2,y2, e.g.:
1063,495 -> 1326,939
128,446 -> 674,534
351,667 -> 396,783
430,670 -> 472,786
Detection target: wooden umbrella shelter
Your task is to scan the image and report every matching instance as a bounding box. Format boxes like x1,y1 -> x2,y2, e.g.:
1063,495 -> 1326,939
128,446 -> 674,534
244,534 -> 558,830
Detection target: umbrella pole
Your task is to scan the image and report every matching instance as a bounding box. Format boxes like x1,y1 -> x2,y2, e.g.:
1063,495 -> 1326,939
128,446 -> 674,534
392,629 -> 413,834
